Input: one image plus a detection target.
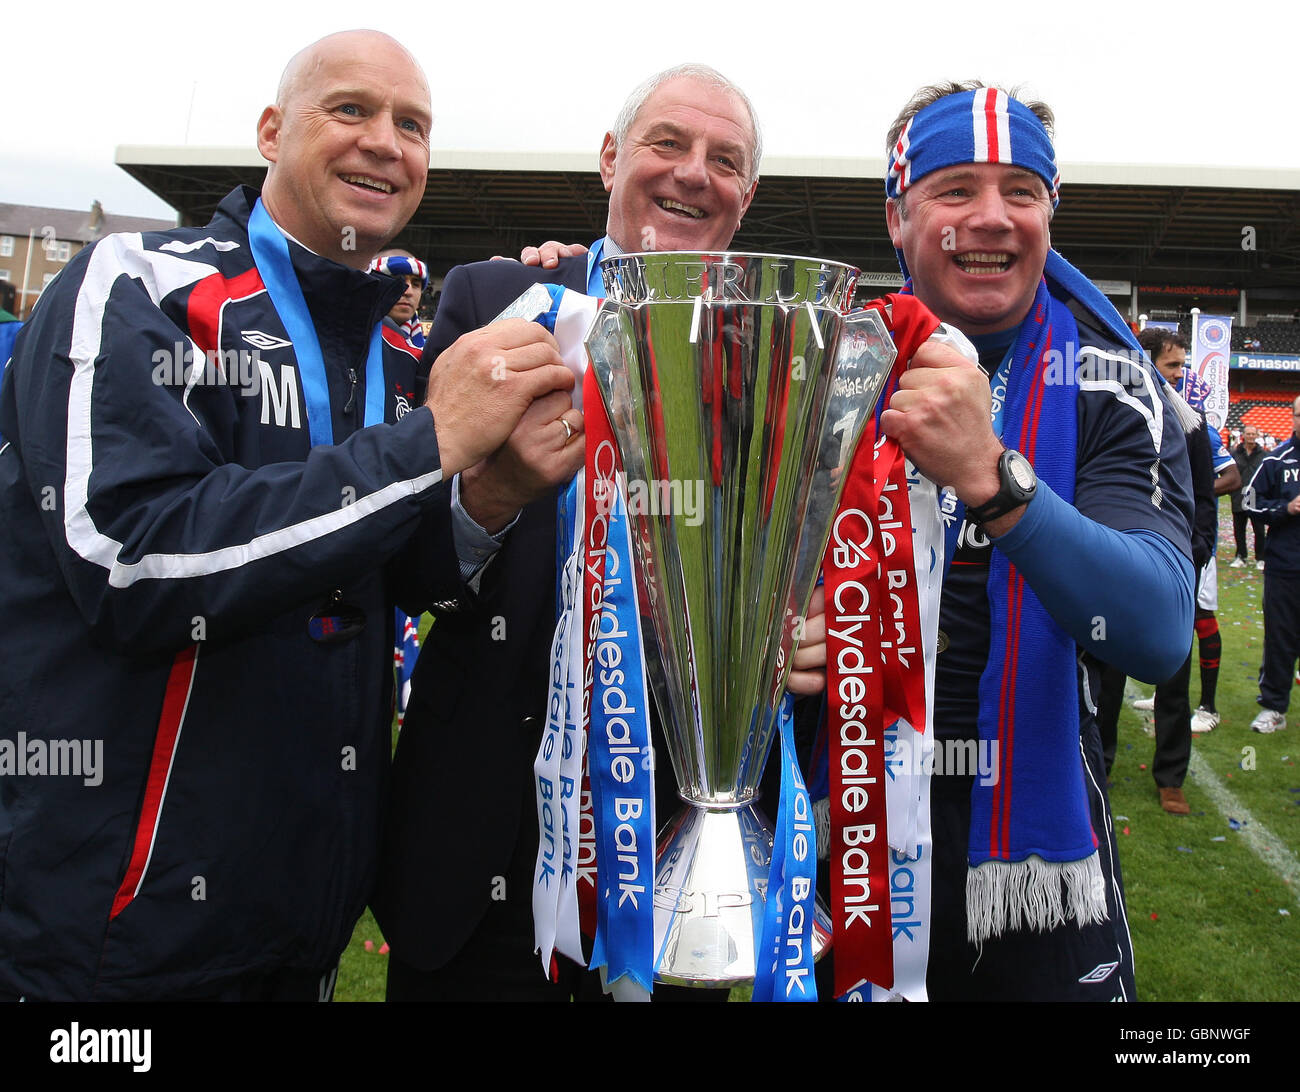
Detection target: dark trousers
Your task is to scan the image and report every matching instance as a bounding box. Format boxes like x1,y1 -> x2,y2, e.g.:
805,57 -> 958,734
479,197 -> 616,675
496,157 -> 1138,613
1096,648 -> 1191,789
1233,510 -> 1266,561
923,725 -> 1135,1001
386,807 -> 597,1002
1259,569 -> 1300,712
807,722 -> 1135,1002
385,777 -> 728,1003
1152,646 -> 1194,789
1097,663 -> 1126,775
0,966 -> 337,1003
204,966 -> 337,1002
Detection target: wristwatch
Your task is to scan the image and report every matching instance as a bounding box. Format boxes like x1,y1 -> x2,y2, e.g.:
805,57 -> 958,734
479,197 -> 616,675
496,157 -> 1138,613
966,449 -> 1037,524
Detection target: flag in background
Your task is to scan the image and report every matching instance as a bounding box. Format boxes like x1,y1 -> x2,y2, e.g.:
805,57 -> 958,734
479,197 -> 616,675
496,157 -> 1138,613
1190,312 -> 1233,431
394,609 -> 421,726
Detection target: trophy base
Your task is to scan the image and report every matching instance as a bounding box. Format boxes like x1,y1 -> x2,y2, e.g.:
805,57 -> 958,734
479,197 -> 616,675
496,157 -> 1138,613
651,801 -> 831,988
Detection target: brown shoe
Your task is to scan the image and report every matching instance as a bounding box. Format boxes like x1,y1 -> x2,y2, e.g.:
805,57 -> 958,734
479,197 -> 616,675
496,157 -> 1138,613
1159,787 -> 1190,815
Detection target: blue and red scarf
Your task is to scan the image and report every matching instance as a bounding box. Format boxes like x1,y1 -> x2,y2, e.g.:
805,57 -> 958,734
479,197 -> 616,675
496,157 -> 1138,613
886,274 -> 1117,940
963,279 -> 1101,937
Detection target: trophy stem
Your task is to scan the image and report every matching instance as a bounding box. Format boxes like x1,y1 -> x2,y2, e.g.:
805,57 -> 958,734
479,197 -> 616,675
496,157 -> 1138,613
652,802 -> 831,987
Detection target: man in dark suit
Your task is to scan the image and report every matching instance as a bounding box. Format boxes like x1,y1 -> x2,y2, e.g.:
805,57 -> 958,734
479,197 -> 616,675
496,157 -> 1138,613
373,64 -> 775,1001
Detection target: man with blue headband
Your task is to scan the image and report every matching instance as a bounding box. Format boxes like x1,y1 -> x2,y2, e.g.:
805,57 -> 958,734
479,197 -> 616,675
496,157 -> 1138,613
370,248 -> 430,351
876,83 -> 1196,1000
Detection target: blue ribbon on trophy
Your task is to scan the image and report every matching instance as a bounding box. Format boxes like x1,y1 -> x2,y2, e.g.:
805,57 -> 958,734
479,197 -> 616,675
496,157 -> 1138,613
752,695 -> 819,1002
505,282 -> 656,993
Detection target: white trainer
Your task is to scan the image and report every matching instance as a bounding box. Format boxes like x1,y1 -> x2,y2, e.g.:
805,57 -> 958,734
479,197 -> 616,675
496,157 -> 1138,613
1257,560 -> 1266,571
1191,707 -> 1220,733
1229,558 -> 1245,569
1131,696 -> 1156,712
1250,709 -> 1286,734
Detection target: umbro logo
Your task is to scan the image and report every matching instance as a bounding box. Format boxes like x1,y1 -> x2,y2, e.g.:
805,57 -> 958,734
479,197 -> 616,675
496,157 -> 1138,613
1078,961 -> 1119,983
242,330 -> 293,350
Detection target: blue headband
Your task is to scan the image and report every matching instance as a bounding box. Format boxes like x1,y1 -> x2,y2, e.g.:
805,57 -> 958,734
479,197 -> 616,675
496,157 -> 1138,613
368,253 -> 429,287
886,88 -> 1059,207
884,89 -> 1138,352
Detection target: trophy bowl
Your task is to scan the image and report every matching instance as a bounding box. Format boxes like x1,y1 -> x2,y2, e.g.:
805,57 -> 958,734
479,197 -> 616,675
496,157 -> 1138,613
586,252 -> 896,986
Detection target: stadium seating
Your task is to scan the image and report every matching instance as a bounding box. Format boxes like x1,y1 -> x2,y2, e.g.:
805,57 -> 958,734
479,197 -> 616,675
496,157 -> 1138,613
1255,321 -> 1300,354
1145,314 -> 1300,355
1226,391 -> 1295,441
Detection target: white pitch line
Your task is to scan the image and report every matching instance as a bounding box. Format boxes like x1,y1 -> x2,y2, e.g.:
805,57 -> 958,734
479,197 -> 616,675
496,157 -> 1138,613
1186,747 -> 1300,906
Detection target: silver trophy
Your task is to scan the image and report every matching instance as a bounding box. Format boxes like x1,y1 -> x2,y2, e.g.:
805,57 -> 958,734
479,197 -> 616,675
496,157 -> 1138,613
585,252 -> 897,986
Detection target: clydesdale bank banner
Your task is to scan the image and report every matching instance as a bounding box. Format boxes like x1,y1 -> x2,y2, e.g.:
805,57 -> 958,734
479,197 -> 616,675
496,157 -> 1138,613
1190,313 -> 1232,431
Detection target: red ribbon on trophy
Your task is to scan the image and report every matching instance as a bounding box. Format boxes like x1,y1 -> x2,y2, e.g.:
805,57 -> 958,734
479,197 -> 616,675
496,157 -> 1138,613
822,295 -> 939,998
576,364 -> 613,939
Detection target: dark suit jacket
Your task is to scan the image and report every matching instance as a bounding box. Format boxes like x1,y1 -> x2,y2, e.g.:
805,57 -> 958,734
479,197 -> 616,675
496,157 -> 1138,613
1188,412 -> 1216,574
373,255 -> 589,970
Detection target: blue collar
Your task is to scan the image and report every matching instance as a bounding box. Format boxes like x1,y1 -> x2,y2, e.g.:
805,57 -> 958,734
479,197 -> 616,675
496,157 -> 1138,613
247,199 -> 386,446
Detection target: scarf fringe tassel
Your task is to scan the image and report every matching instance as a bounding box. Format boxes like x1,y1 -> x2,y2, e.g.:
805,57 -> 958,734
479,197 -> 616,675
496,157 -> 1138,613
1166,384 -> 1203,435
966,852 -> 1107,944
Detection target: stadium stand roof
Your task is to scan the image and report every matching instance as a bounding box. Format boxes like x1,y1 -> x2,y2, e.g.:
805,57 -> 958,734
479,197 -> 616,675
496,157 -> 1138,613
116,146 -> 1300,303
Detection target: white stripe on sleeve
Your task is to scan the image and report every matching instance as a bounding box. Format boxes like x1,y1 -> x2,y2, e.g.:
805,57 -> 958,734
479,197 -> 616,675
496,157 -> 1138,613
62,232 -> 442,588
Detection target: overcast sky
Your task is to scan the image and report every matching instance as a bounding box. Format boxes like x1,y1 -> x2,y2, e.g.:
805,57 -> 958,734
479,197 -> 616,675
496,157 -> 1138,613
4,0 -> 1295,222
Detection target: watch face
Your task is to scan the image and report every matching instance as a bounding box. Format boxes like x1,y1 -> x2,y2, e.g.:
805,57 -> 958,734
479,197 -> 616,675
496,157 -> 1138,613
1008,453 -> 1035,490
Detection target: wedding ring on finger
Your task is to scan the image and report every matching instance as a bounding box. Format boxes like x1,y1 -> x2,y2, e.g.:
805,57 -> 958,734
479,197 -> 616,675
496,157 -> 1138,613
558,416 -> 574,445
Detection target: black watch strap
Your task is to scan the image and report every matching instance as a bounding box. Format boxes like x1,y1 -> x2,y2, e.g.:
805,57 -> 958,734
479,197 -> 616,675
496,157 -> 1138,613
966,449 -> 1037,524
